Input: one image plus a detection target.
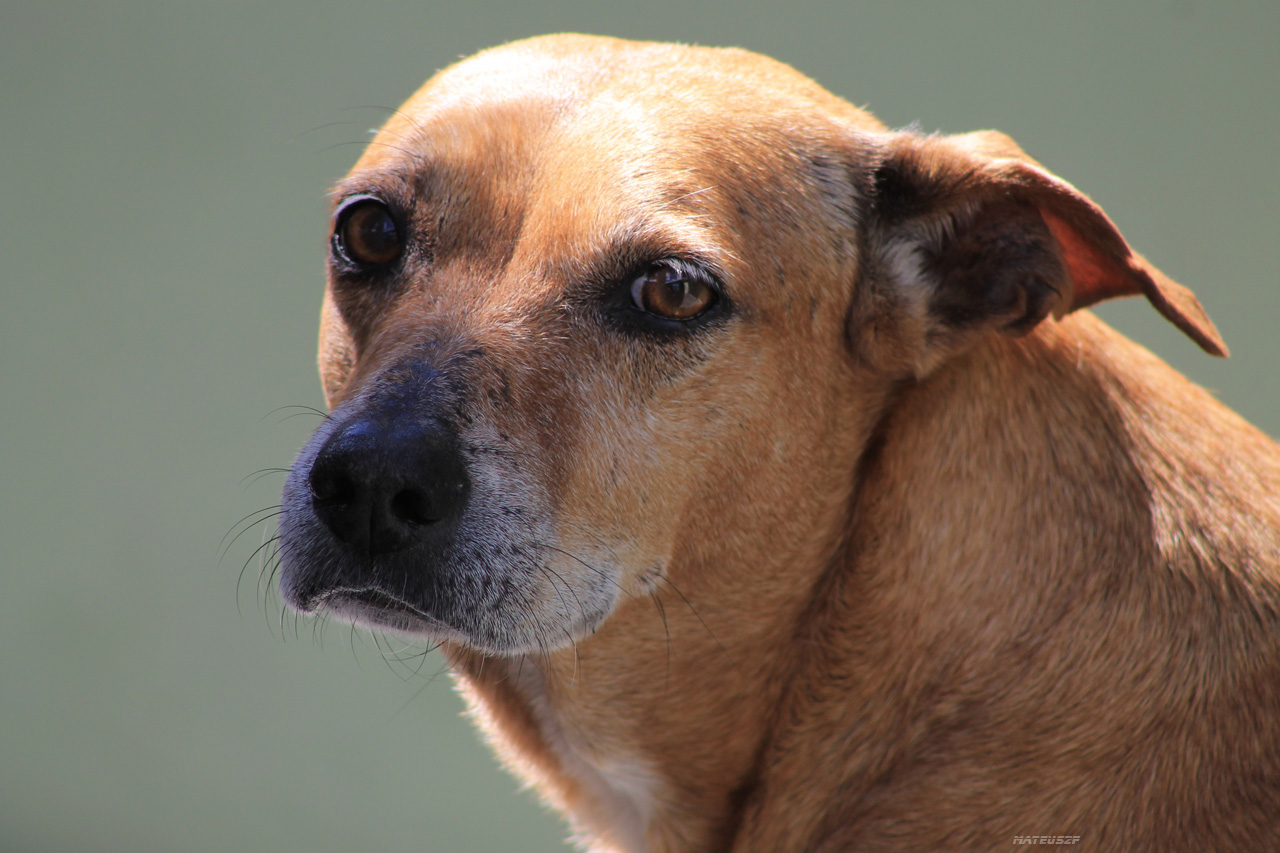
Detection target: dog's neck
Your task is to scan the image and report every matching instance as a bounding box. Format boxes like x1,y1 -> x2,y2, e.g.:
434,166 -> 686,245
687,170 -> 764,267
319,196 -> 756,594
445,372 -> 899,851
446,502 -> 866,850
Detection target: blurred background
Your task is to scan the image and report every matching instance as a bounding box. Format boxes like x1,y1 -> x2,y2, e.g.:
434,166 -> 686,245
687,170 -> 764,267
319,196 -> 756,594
2,2 -> 1276,850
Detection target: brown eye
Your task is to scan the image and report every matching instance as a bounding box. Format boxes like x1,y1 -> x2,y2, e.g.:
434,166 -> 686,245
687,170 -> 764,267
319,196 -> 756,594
334,198 -> 402,267
629,264 -> 716,321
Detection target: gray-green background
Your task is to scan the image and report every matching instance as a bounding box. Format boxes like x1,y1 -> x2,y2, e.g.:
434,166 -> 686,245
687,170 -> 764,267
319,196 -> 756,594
3,2 -> 1276,851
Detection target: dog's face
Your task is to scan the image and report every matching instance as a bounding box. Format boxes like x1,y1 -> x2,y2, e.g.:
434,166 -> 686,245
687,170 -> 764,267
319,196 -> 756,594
278,37 -> 882,654
278,35 -> 1223,656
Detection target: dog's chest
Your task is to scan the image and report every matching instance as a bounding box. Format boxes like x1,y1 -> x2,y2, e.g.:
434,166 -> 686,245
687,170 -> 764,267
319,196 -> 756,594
460,658 -> 661,852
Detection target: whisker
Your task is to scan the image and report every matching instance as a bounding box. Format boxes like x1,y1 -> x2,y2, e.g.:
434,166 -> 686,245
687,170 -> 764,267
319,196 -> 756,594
370,630 -> 402,679
534,636 -> 553,674
311,610 -> 328,647
533,564 -> 575,626
219,505 -> 283,558
375,631 -> 436,681
319,139 -> 422,159
389,649 -> 452,721
652,592 -> 672,685
238,467 -> 290,487
292,117 -> 419,146
538,542 -> 628,599
259,543 -> 285,607
291,119 -> 364,141
666,184 -> 718,206
273,600 -> 289,643
564,630 -> 580,683
538,561 -> 584,616
562,525 -> 626,569
339,104 -> 419,123
237,533 -> 281,612
391,675 -> 435,720
259,404 -> 330,424
348,623 -> 363,669
236,530 -> 280,617
664,577 -> 732,664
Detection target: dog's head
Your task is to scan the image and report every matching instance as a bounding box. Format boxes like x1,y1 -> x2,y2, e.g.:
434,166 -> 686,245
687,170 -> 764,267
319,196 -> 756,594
277,35 -> 1224,656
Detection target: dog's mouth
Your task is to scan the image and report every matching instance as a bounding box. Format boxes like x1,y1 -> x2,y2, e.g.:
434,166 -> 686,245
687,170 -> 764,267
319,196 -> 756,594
313,586 -> 462,640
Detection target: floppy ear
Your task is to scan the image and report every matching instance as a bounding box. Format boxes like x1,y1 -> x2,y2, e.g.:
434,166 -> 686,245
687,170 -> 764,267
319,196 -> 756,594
852,129 -> 1226,375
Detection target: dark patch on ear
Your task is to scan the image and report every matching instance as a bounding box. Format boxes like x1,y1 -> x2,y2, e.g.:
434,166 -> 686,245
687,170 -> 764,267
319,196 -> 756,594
871,142 -> 980,226
872,158 -> 932,224
922,200 -> 1067,336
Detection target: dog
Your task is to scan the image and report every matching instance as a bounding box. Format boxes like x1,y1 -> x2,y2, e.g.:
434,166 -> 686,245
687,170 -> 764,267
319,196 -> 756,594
276,35 -> 1280,851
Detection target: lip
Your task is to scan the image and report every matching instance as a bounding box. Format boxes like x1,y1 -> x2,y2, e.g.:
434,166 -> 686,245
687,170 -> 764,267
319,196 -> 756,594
315,587 -> 457,639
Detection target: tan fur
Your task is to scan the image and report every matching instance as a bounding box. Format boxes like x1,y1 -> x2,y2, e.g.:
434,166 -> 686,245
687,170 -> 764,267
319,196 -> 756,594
290,35 -> 1280,851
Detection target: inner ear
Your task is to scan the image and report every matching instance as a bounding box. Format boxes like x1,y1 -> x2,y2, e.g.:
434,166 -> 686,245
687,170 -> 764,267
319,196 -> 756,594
922,199 -> 1067,337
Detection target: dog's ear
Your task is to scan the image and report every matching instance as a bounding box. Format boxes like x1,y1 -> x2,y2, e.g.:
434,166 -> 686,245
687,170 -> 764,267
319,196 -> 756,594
852,129 -> 1226,374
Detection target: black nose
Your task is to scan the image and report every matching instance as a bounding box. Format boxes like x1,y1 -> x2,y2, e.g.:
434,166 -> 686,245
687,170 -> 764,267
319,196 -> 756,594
307,416 -> 469,557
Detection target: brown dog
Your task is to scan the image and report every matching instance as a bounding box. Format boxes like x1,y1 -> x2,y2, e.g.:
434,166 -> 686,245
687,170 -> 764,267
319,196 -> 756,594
277,35 -> 1280,851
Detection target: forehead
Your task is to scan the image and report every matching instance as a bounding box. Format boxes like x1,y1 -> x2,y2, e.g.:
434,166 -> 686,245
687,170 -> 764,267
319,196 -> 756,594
378,35 -> 877,141
350,34 -> 881,180
337,37 -> 883,286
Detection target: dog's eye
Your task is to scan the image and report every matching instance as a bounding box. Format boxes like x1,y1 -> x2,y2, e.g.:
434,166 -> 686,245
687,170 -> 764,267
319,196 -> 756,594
333,197 -> 402,268
629,264 -> 716,321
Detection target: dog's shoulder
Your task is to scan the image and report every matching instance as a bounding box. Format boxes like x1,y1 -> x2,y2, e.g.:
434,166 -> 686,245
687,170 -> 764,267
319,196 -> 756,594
740,312 -> 1280,851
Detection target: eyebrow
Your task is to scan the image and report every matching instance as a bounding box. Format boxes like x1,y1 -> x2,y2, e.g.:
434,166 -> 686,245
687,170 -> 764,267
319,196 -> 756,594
328,165 -> 423,213
544,213 -> 733,295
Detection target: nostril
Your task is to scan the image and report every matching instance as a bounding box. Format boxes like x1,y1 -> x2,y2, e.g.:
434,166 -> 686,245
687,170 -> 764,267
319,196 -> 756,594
309,466 -> 354,505
390,488 -> 436,526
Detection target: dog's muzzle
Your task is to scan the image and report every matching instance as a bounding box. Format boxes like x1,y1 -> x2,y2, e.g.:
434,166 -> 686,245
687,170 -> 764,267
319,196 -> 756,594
276,355 -> 619,653
277,359 -> 474,624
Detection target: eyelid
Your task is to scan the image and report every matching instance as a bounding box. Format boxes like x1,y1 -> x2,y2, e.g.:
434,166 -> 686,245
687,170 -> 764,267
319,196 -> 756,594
644,256 -> 725,294
332,193 -> 388,223
656,256 -> 708,280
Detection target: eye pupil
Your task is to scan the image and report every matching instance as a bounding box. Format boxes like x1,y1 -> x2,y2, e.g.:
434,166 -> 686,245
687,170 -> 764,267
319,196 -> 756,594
335,199 -> 402,267
630,264 -> 715,321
